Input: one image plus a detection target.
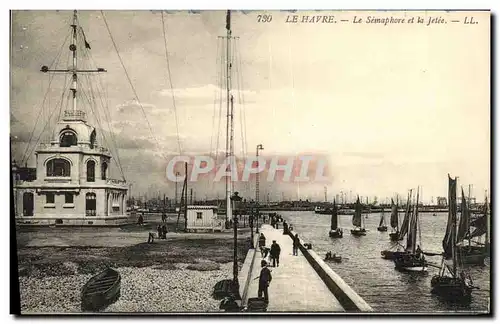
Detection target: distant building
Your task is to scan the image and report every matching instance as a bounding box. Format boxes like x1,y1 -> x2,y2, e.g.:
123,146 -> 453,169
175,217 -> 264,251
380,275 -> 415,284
436,197 -> 447,207
185,206 -> 224,232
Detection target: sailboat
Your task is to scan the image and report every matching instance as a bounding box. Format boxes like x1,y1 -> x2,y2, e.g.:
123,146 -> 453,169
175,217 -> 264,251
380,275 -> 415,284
377,208 -> 388,232
381,196 -> 408,260
350,196 -> 366,236
431,175 -> 474,303
445,189 -> 489,265
389,197 -> 401,241
329,199 -> 343,238
394,187 -> 428,272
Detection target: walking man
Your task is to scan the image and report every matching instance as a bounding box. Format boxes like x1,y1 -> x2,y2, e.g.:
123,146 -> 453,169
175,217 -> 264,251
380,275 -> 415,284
258,233 -> 266,256
270,240 -> 281,267
257,260 -> 272,303
293,234 -> 300,256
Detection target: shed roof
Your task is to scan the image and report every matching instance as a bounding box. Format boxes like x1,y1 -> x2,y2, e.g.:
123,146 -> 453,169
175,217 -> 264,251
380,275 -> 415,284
187,205 -> 218,210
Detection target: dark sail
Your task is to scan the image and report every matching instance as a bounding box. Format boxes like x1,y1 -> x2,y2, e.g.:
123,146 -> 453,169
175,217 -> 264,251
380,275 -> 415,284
390,198 -> 398,229
397,191 -> 411,240
456,188 -> 470,243
352,197 -> 362,228
406,189 -> 419,252
379,210 -> 385,227
443,176 -> 457,257
331,199 -> 338,230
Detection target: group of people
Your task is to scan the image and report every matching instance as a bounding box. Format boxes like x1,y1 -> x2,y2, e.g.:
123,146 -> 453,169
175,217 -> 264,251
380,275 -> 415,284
255,230 -> 302,304
270,214 -> 283,229
157,224 -> 168,239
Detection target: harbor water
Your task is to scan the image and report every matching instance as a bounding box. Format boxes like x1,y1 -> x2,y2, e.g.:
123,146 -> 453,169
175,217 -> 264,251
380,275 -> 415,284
281,211 -> 490,313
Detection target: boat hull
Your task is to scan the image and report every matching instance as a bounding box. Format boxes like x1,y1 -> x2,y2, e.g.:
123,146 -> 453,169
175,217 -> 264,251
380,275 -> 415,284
394,255 -> 428,273
326,257 -> 342,263
445,246 -> 487,265
329,229 -> 343,238
431,276 -> 472,302
81,268 -> 121,312
389,232 -> 401,241
351,229 -> 366,236
381,250 -> 408,260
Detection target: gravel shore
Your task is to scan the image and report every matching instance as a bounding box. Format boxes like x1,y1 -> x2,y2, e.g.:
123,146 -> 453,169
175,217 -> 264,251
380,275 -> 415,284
16,217 -> 253,314
20,262 -> 234,313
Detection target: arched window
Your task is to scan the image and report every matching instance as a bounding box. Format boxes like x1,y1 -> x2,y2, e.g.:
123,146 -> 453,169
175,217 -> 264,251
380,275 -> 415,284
60,130 -> 77,147
86,193 -> 96,216
101,162 -> 108,180
46,159 -> 71,177
90,130 -> 96,149
87,160 -> 95,182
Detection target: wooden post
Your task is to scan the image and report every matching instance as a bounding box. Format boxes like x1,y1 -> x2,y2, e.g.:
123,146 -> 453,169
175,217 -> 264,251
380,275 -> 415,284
184,162 -> 188,232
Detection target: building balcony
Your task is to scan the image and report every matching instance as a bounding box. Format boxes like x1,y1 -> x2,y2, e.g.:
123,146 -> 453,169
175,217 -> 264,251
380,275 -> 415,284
36,143 -> 111,155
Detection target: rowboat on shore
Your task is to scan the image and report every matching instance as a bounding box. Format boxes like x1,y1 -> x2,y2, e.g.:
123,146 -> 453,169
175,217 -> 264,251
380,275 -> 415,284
81,268 -> 121,312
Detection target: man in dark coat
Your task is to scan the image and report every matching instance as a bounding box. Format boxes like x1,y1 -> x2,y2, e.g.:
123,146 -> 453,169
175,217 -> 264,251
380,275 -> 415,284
293,234 -> 300,256
257,260 -> 272,303
270,240 -> 281,267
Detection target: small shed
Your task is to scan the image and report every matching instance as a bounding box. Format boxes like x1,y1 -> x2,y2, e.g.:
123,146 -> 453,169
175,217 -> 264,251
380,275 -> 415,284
186,205 -> 223,232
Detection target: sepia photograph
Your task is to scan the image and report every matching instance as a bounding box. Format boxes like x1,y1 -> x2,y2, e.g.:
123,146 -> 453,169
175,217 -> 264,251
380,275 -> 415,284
10,8 -> 491,315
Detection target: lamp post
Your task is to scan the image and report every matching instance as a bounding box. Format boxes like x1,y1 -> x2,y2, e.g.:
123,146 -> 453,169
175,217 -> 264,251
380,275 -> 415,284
255,144 -> 264,233
249,207 -> 254,248
231,191 -> 242,289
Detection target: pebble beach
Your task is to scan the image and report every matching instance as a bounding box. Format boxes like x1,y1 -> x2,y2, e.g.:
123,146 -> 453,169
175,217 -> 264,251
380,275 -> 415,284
16,218 -> 252,314
19,262 -> 234,313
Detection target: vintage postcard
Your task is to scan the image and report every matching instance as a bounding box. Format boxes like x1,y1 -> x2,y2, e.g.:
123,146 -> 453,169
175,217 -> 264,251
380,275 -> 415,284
10,9 -> 490,315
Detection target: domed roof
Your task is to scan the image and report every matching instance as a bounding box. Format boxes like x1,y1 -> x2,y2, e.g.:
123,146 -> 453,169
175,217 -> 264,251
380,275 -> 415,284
52,110 -> 96,145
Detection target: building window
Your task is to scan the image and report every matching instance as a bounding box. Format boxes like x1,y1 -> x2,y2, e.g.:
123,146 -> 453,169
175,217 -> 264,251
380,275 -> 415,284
46,193 -> 55,204
60,130 -> 78,147
86,193 -> 96,216
87,160 -> 95,182
197,212 -> 203,219
46,159 -> 71,177
90,130 -> 96,149
65,193 -> 73,204
101,162 -> 108,180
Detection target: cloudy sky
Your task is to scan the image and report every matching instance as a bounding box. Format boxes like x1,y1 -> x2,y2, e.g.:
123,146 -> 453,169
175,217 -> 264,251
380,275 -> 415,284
10,10 -> 490,203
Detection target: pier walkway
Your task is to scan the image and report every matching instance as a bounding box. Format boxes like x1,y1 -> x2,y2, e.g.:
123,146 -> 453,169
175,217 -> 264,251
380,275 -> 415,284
245,224 -> 345,312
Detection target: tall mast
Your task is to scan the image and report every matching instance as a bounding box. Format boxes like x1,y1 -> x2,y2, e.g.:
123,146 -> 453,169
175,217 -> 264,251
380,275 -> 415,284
225,10 -> 233,222
40,10 -> 106,114
71,10 -> 78,112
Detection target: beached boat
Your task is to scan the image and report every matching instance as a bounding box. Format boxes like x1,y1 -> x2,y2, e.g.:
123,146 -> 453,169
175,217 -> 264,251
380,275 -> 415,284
431,175 -> 475,303
351,197 -> 366,236
81,268 -> 121,312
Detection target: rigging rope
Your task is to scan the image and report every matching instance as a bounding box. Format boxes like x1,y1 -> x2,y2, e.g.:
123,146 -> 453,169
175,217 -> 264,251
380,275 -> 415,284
213,37 -> 225,195
24,74 -> 73,163
101,11 -> 168,162
160,11 -> 182,155
20,29 -> 71,165
77,30 -> 126,181
233,38 -> 249,195
208,37 -> 222,195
